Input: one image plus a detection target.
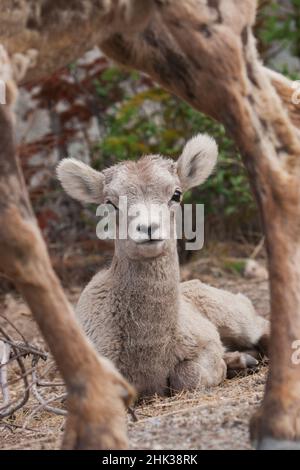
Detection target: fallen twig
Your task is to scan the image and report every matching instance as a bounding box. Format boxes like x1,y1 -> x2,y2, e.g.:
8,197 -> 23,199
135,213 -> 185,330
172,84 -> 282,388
0,341 -> 11,406
23,392 -> 67,428
31,368 -> 67,417
0,316 -> 64,426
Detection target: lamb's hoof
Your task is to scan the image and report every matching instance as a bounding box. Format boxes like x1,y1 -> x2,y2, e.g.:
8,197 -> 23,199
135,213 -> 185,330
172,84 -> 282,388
244,353 -> 259,368
225,351 -> 259,378
255,437 -> 300,450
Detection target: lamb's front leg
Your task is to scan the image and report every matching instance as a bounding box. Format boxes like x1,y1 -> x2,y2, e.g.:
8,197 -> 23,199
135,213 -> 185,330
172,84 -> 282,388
170,304 -> 226,392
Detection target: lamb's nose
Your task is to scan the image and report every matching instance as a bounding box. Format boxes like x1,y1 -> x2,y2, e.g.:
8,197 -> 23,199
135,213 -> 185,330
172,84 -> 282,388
137,223 -> 159,239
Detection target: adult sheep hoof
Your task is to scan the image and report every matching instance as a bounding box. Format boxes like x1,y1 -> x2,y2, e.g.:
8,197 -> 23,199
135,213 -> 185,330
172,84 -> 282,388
255,437 -> 300,450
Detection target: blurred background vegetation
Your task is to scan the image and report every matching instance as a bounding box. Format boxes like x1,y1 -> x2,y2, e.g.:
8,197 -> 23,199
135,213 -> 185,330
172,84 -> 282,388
18,0 -> 300,266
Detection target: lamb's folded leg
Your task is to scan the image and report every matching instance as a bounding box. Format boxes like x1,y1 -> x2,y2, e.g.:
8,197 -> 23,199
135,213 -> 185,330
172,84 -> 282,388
169,334 -> 227,394
181,280 -> 269,355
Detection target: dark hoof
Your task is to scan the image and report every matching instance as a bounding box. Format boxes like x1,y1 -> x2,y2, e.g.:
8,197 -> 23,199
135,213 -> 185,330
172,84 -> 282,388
244,353 -> 259,368
256,437 -> 300,450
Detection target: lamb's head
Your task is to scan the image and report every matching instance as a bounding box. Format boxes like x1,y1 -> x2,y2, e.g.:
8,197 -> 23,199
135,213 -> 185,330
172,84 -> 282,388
57,134 -> 217,260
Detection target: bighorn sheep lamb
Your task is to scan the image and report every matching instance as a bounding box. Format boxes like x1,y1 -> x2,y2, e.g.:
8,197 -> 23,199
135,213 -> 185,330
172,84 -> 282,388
57,134 -> 269,397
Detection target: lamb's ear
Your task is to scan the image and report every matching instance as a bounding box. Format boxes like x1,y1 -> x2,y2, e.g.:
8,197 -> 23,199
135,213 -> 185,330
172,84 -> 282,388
177,134 -> 218,191
56,158 -> 105,204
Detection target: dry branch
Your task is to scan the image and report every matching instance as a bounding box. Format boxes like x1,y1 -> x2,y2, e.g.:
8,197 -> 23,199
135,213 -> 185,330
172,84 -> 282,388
0,315 -> 66,423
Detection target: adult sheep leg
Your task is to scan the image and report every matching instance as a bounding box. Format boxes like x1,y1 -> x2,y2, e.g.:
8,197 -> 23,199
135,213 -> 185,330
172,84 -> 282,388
100,0 -> 300,448
0,90 -> 134,449
249,179 -> 300,450
226,33 -> 300,449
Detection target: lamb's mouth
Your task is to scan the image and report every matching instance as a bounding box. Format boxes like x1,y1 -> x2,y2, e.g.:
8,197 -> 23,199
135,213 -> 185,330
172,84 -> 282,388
135,239 -> 164,245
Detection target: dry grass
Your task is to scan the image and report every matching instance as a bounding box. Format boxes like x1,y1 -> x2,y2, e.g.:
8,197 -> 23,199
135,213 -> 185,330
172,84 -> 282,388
0,365 -> 267,450
0,256 -> 270,450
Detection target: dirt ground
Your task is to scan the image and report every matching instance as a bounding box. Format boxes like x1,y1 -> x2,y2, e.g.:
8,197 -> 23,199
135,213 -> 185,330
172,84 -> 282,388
0,252 -> 270,450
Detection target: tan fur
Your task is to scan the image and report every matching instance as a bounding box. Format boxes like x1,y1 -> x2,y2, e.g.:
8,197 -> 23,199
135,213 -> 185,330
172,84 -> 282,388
0,40 -> 134,450
0,0 -> 154,83
2,0 -> 300,448
98,1 -> 300,447
58,136 -> 269,397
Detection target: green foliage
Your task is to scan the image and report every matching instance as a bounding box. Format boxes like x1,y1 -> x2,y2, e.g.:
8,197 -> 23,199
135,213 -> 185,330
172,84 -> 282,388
223,258 -> 247,275
257,0 -> 300,77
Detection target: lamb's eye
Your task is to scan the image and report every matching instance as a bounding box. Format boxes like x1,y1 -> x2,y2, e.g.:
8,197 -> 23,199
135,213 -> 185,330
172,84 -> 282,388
171,190 -> 182,203
106,200 -> 119,210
